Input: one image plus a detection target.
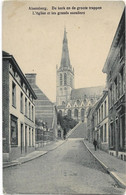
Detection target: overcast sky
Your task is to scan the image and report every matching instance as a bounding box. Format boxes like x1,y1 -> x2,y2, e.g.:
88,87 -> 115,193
2,1 -> 124,102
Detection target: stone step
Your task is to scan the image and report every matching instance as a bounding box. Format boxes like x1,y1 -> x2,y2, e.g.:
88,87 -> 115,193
67,122 -> 87,138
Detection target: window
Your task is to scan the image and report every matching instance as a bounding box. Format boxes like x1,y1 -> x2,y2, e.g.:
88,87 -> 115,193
81,108 -> 85,117
21,80 -> 23,88
100,126 -> 103,142
32,106 -> 34,121
25,98 -> 27,116
64,73 -> 67,85
104,124 -> 107,142
12,82 -> 16,107
32,129 -> 34,146
74,109 -> 78,118
29,128 -> 31,146
60,74 -> 62,86
25,125 -> 27,152
112,84 -> 114,105
29,102 -> 31,119
12,67 -> 16,77
120,67 -> 124,95
68,109 -> 71,118
20,124 -> 24,153
97,111 -> 98,125
20,92 -> 23,113
11,115 -> 18,146
109,87 -> 112,108
24,85 -> 27,93
104,101 -> 106,118
101,105 -> 103,120
120,115 -> 125,149
110,122 -> 115,147
99,109 -> 100,122
114,78 -> 118,102
81,108 -> 85,121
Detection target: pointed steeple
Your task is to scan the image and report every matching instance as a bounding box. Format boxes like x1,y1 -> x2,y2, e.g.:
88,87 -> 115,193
60,28 -> 71,69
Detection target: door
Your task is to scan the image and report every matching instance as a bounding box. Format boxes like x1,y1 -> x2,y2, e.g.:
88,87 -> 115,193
25,126 -> 27,153
21,124 -> 23,154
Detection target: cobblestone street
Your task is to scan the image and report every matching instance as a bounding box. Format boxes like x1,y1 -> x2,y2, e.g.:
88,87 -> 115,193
3,139 -> 124,194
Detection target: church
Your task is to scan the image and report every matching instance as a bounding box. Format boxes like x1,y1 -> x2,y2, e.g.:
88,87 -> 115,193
56,28 -> 104,122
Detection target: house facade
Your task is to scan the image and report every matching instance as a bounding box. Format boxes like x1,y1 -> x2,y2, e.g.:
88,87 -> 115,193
87,90 -> 109,152
102,10 -> 126,160
94,91 -> 109,152
3,51 -> 37,162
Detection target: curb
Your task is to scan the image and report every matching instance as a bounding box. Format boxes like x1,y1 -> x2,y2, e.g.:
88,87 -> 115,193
3,140 -> 66,169
3,151 -> 48,168
83,140 -> 126,189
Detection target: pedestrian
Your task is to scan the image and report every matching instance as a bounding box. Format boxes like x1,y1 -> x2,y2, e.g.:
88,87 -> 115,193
93,139 -> 97,151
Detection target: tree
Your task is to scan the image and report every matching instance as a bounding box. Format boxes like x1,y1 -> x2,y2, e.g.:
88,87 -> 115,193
57,112 -> 78,137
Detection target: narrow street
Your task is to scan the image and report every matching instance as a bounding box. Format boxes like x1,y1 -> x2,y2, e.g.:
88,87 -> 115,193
3,138 -> 124,194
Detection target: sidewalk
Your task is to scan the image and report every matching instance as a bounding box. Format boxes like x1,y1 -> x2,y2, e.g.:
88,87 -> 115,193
3,140 -> 65,169
83,140 -> 126,189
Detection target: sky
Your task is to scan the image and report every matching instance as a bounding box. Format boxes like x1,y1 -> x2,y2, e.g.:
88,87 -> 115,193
2,0 -> 125,102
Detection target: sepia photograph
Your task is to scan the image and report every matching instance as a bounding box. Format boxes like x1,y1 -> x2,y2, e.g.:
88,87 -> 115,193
2,0 -> 126,194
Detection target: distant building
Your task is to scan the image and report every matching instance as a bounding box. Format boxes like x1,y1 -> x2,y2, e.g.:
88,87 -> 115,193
2,51 -> 37,162
56,28 -> 104,122
102,10 -> 125,160
25,73 -> 57,141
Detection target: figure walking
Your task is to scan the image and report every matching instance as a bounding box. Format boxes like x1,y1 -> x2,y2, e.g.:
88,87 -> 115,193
93,139 -> 97,151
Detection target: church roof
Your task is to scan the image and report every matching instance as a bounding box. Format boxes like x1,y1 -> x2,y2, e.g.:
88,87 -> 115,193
71,86 -> 105,100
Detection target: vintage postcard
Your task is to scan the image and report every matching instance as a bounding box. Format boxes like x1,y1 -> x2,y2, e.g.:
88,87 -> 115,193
2,0 -> 125,195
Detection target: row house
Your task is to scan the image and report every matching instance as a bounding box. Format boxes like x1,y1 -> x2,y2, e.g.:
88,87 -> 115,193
87,104 -> 97,143
87,90 -> 108,152
94,91 -> 109,152
2,51 -> 37,162
102,10 -> 125,160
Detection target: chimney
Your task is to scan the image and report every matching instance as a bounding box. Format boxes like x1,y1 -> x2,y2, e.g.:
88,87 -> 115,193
25,73 -> 36,85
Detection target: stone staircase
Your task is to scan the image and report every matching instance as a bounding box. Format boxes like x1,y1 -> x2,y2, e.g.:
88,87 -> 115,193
66,122 -> 87,139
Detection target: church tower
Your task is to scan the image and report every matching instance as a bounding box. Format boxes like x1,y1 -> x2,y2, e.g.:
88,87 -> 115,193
56,28 -> 74,106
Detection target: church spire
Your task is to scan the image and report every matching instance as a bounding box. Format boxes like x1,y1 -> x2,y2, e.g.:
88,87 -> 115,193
60,28 -> 71,69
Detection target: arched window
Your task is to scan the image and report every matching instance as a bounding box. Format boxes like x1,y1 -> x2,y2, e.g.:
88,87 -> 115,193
60,74 -> 62,86
74,109 -> 78,118
68,109 -> 71,118
64,73 -> 67,85
81,108 -> 85,117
